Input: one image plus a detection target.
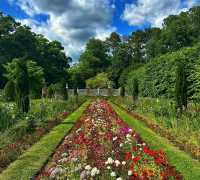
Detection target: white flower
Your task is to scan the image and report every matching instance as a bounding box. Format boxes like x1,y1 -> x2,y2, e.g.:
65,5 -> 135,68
80,170 -> 87,179
91,167 -> 99,177
76,128 -> 81,133
122,161 -> 126,165
115,160 -> 121,167
128,128 -> 132,132
142,143 -> 146,146
61,153 -> 67,157
58,158 -> 67,163
85,165 -> 92,170
107,166 -> 111,169
110,171 -> 116,177
50,167 -> 65,178
126,134 -> 131,138
120,143 -> 123,147
113,136 -> 118,141
128,170 -> 133,176
106,157 -> 114,164
116,177 -> 123,180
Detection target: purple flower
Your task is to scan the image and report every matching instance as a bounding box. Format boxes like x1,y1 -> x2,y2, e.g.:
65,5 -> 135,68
120,126 -> 131,135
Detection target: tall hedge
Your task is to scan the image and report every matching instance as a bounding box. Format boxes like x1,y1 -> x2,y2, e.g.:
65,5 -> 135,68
126,43 -> 200,98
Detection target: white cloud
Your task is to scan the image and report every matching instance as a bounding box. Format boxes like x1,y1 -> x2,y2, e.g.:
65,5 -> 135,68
187,0 -> 200,8
9,0 -> 115,60
122,0 -> 199,27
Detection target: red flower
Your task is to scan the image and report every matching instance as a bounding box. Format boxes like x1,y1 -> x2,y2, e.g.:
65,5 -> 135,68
132,155 -> 141,163
132,146 -> 137,152
143,146 -> 156,157
125,152 -> 132,160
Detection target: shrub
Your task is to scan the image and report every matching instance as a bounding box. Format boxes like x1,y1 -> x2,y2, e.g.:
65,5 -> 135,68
4,80 -> 16,102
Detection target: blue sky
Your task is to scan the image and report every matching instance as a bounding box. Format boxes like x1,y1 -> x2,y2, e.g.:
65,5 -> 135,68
0,0 -> 200,60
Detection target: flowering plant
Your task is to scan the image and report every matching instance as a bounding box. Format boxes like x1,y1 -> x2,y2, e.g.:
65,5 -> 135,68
38,100 -> 182,180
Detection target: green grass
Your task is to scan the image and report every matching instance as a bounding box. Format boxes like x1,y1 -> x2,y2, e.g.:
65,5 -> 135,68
0,100 -> 90,180
110,102 -> 200,180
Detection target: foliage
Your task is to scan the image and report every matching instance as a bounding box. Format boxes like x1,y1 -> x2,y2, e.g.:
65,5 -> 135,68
86,73 -> 112,88
189,59 -> 200,99
108,43 -> 133,88
4,80 -> 16,101
68,38 -> 110,88
0,13 -> 70,88
4,59 -> 44,98
126,44 -> 200,98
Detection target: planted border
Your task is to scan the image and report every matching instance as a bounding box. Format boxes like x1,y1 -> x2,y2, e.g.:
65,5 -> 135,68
110,102 -> 200,180
0,101 -> 90,180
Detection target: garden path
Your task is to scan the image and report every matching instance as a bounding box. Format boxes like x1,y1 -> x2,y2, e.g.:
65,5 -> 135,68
37,100 -> 181,179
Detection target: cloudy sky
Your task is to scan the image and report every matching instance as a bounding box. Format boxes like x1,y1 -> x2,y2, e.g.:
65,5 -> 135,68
0,0 -> 200,60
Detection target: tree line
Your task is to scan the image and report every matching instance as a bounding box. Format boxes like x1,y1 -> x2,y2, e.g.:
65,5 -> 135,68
69,6 -> 200,91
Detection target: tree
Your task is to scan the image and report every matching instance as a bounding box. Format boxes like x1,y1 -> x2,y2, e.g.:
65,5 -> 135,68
109,43 -> 133,88
35,36 -> 71,84
106,32 -> 121,53
78,38 -> 110,80
4,80 -> 15,101
15,60 -> 30,113
175,62 -> 187,113
86,73 -> 112,89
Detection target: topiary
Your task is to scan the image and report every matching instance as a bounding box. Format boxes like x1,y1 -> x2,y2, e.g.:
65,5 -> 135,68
132,78 -> 139,101
15,60 -> 30,113
175,62 -> 187,113
4,80 -> 16,102
47,84 -> 55,98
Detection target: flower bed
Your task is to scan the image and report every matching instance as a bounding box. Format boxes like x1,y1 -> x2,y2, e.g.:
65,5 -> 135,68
37,100 -> 182,179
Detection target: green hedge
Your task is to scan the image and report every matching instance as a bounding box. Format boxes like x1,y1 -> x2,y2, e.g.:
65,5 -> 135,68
110,102 -> 200,180
126,43 -> 200,98
0,100 -> 90,180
